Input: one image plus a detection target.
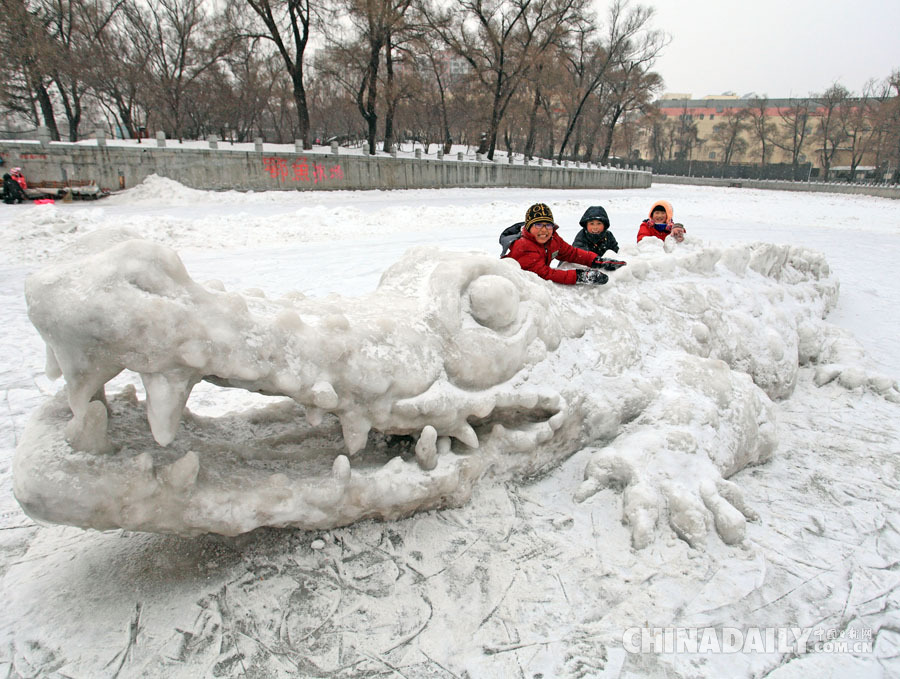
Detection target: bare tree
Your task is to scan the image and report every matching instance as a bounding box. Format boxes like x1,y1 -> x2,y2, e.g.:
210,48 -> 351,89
326,0 -> 414,154
521,57 -> 550,159
36,0 -> 127,140
230,0 -> 314,148
83,0 -> 147,139
812,83 -> 849,181
772,97 -> 812,180
746,95 -> 774,166
870,70 -> 900,183
675,111 -> 699,161
424,0 -> 586,160
641,106 -> 670,163
127,0 -> 235,140
840,80 -> 881,181
422,47 -> 456,153
885,71 -> 900,183
596,60 -> 662,164
555,0 -> 664,161
0,0 -> 61,137
710,107 -> 749,167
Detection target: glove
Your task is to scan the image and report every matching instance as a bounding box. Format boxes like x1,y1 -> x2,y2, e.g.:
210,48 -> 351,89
575,268 -> 608,285
591,258 -> 627,271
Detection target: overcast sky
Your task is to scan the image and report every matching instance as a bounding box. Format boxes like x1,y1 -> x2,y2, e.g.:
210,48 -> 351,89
640,0 -> 899,99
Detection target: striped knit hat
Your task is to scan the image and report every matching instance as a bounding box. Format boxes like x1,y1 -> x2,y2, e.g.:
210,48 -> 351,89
525,203 -> 555,230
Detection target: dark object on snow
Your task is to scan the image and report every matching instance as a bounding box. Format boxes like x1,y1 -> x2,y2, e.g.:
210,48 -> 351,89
575,269 -> 608,285
3,173 -> 27,204
499,221 -> 524,256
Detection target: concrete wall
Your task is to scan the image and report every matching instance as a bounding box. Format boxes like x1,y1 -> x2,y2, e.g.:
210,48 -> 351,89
0,139 -> 651,193
654,174 -> 900,200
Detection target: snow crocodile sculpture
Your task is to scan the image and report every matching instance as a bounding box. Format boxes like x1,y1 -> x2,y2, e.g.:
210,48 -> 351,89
16,228 -> 885,547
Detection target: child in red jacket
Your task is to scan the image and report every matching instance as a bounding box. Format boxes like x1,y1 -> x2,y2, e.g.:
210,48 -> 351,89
10,167 -> 28,191
505,203 -> 624,285
637,200 -> 685,243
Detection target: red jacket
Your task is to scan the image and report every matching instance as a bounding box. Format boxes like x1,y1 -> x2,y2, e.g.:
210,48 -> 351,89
637,199 -> 676,242
637,219 -> 672,242
504,227 -> 597,285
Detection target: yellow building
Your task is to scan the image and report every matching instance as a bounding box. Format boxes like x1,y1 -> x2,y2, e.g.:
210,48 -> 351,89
633,93 -> 889,180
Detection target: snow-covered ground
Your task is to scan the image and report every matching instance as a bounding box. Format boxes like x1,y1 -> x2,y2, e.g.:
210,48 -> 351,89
1,180 -> 898,678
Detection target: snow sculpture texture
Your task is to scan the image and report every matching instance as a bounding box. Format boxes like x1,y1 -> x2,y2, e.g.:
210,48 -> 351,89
16,228 -> 876,547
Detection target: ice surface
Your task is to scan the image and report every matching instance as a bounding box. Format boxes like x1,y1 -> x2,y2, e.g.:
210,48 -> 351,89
15,226 -> 886,544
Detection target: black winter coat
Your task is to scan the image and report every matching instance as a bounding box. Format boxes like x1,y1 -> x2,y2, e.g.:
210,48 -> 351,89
572,227 -> 619,258
2,174 -> 25,203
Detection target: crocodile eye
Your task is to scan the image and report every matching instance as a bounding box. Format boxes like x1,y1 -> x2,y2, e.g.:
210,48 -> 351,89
467,275 -> 519,330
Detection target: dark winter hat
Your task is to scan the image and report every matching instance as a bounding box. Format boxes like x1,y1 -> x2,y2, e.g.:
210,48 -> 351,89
525,203 -> 555,230
579,205 -> 610,228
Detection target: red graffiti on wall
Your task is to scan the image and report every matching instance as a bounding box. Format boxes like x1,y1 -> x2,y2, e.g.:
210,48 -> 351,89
262,156 -> 343,184
21,154 -> 48,160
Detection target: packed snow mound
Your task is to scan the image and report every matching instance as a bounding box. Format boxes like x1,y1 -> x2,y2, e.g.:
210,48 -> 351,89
16,230 -> 890,542
104,173 -> 216,205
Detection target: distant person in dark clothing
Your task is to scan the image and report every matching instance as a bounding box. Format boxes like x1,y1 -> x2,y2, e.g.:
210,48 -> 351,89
3,173 -> 27,204
572,205 -> 619,258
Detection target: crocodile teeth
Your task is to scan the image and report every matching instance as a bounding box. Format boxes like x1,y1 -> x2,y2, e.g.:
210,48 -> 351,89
451,423 -> 479,449
305,406 -> 324,426
159,450 -> 200,490
332,455 -> 351,483
312,381 -> 339,409
45,344 -> 62,380
549,409 -> 567,430
415,426 -> 438,471
340,415 -> 371,455
64,400 -> 113,454
471,395 -> 495,418
141,371 -> 197,446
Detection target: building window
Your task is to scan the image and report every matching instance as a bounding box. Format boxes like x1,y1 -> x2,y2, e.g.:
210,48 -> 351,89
708,152 -> 716,159
710,114 -> 715,120
699,114 -> 705,119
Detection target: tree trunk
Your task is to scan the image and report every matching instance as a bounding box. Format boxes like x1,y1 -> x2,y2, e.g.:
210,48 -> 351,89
483,70 -> 505,160
292,70 -> 311,149
34,82 -> 60,140
356,40 -> 382,154
600,106 -> 624,164
382,39 -> 395,153
524,83 -> 541,159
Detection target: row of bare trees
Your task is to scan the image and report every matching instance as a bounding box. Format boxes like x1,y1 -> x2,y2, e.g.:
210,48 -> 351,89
644,74 -> 900,182
0,0 -> 667,162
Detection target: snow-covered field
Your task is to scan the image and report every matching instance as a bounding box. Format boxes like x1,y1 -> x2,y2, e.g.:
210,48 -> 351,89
1,179 -> 898,678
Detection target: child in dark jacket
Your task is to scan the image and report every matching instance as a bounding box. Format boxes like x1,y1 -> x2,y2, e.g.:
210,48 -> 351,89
572,205 -> 619,258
